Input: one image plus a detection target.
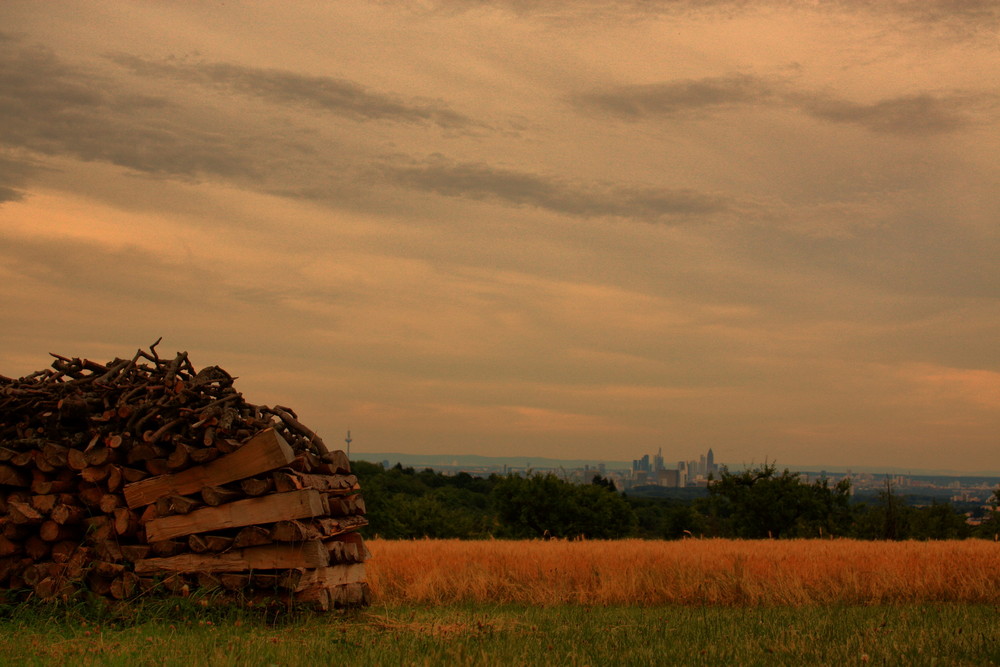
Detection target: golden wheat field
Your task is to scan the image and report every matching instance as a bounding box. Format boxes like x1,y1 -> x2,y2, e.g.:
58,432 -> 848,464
365,538 -> 1000,607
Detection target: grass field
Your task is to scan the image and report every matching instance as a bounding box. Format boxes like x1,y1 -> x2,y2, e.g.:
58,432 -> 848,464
367,537 -> 1000,606
1,539 -> 999,666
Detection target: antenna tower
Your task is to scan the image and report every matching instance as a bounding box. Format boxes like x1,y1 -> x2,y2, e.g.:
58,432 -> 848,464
345,429 -> 352,460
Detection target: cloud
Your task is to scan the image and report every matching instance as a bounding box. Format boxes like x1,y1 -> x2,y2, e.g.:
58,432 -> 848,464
410,0 -> 1000,32
571,74 -> 774,118
0,152 -> 42,203
109,54 -> 480,130
377,155 -> 730,221
794,92 -> 978,136
0,232 -> 214,305
572,72 -> 993,136
0,38 -> 260,181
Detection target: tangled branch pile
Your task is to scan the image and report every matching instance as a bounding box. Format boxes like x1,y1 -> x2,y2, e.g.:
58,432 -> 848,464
0,342 -> 368,609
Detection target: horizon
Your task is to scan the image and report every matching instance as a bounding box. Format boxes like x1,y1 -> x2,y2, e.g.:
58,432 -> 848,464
1,2 -> 997,472
352,450 -> 1000,479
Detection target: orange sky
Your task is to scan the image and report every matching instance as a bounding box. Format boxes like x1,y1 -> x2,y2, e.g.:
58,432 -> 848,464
1,1 -> 997,472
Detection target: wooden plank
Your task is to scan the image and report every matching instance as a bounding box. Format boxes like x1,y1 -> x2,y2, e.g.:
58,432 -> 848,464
144,488 -> 327,542
124,429 -> 294,508
134,540 -> 329,574
284,563 -> 366,592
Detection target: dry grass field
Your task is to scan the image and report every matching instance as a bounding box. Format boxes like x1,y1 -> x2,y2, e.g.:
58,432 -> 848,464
2,539 -> 1000,665
366,538 -> 1000,606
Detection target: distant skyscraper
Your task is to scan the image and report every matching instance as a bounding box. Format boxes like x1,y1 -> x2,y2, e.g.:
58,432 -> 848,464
654,447 -> 664,472
707,448 -> 715,475
632,454 -> 652,474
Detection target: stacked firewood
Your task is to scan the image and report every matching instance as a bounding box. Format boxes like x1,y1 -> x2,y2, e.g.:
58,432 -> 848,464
0,343 -> 369,610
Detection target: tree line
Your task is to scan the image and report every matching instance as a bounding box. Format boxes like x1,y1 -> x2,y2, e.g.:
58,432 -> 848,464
352,460 -> 1000,541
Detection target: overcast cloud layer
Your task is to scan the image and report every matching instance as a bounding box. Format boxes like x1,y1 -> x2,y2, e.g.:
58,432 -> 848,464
1,1 -> 997,472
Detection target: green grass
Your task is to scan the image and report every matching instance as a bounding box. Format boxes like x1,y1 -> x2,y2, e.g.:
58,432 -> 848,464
0,597 -> 998,666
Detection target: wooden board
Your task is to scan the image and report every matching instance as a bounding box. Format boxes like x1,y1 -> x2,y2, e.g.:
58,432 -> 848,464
143,488 -> 328,542
135,540 -> 329,574
285,563 -> 366,592
123,429 -> 294,508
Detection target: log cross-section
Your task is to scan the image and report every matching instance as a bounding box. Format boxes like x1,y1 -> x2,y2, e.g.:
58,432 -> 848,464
143,488 -> 329,542
123,428 -> 294,508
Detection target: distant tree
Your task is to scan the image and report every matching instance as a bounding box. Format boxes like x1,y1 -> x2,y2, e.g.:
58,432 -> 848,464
850,476 -> 914,540
591,474 -> 617,492
971,486 -> 1000,540
351,460 -> 497,538
491,473 -> 636,539
629,497 -> 704,539
907,501 -> 970,540
701,463 -> 852,538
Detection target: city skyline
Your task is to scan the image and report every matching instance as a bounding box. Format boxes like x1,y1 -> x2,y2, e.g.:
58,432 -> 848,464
1,2 -> 997,472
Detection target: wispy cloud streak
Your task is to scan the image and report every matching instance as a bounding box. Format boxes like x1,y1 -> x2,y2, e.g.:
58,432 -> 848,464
110,54 -> 479,130
378,156 -> 730,221
572,74 -> 993,136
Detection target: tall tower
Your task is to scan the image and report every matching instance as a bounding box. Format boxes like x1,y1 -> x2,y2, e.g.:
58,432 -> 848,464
345,429 -> 352,460
707,448 -> 715,474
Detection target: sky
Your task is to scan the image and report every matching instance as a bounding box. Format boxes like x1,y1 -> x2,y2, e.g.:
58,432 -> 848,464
1,1 -> 998,473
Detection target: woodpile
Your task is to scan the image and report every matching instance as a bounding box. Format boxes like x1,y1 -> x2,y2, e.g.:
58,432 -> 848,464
0,343 -> 369,610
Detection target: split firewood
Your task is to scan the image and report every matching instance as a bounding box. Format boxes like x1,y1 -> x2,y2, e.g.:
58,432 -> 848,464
269,519 -> 316,542
40,519 -> 78,542
66,449 -> 88,471
80,464 -> 112,484
98,493 -> 121,514
0,345 -> 369,608
220,573 -> 249,591
145,459 -> 170,476
84,445 -> 116,467
0,536 -> 21,557
240,477 -> 273,497
50,503 -> 85,525
120,545 -> 151,562
77,484 -> 105,509
110,571 -> 139,599
200,485 -> 242,507
167,494 -> 201,515
113,507 -> 140,536
233,525 -> 272,549
50,540 -> 80,564
7,501 -> 43,525
149,539 -> 187,557
166,443 -> 193,470
327,494 -> 366,517
272,472 -> 358,495
123,429 -> 293,508
93,539 -> 123,563
25,536 -> 51,560
105,466 -> 124,492
83,516 -> 113,542
187,534 -> 233,554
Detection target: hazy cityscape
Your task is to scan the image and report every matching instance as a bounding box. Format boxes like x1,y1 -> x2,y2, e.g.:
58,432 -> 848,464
362,446 -> 1000,509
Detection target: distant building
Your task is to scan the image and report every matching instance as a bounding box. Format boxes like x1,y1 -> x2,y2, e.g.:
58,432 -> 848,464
632,454 -> 651,473
628,448 -> 722,486
656,469 -> 680,487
